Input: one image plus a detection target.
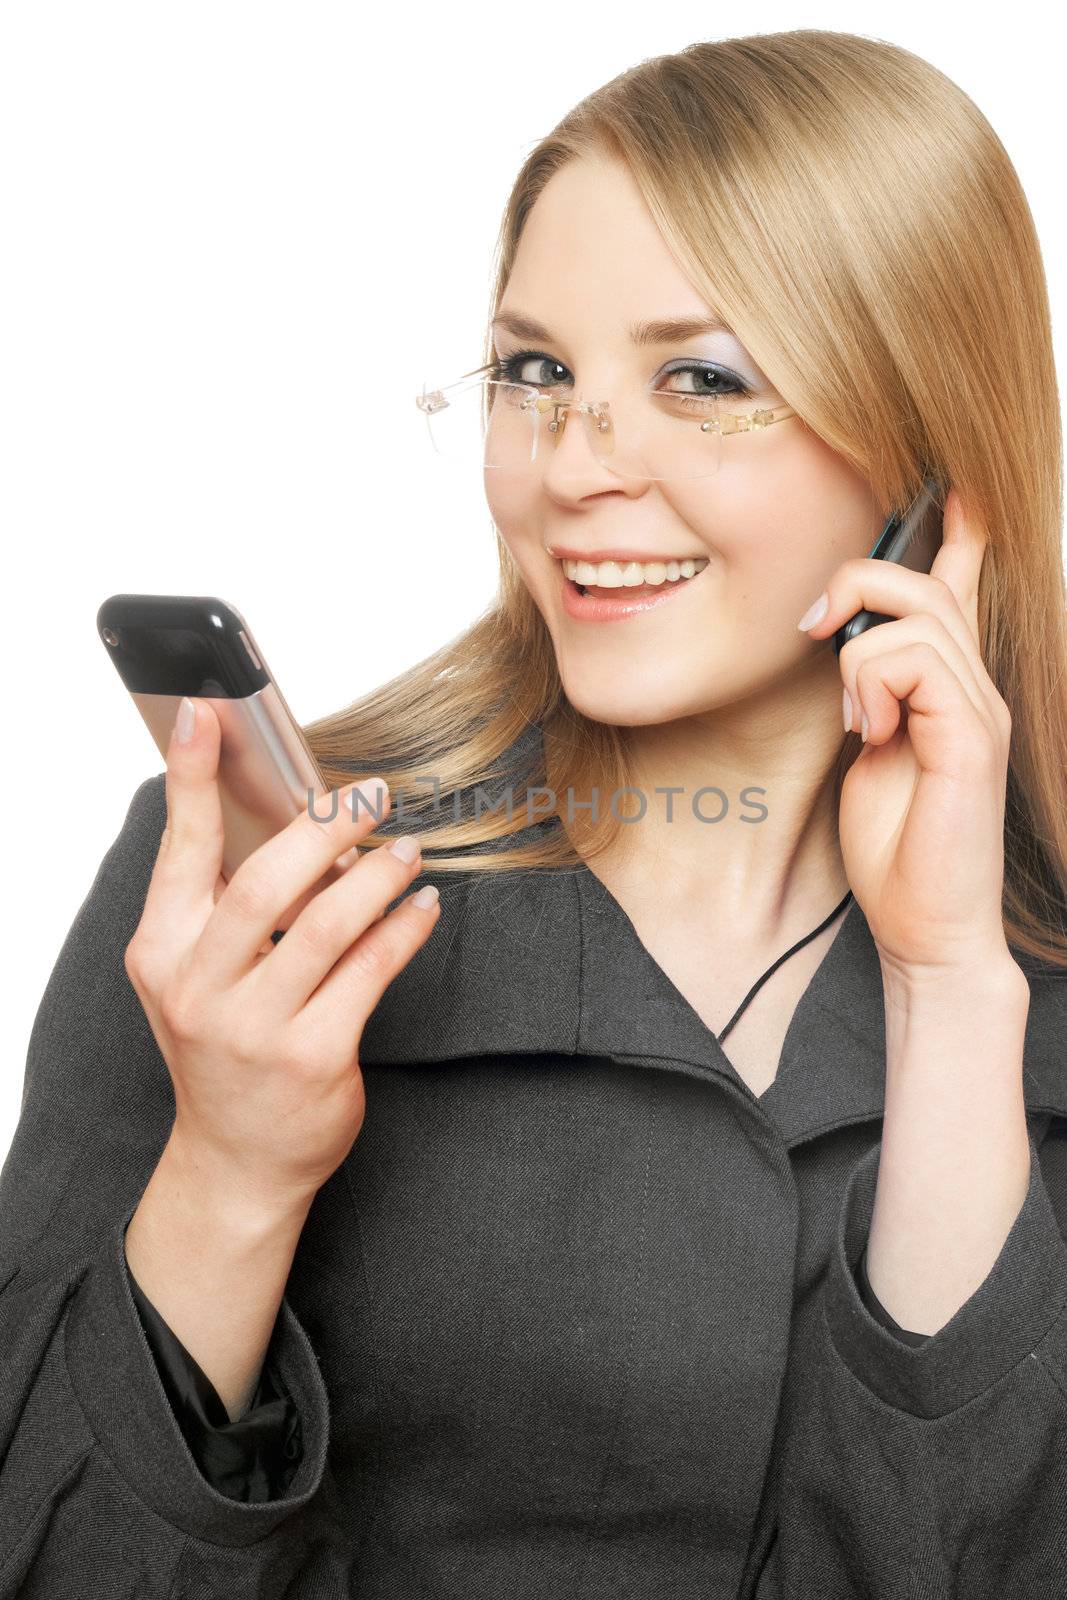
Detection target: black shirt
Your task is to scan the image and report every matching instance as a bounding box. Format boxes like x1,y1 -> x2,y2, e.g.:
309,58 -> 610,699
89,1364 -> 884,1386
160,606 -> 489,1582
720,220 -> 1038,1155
125,1258 -> 304,1501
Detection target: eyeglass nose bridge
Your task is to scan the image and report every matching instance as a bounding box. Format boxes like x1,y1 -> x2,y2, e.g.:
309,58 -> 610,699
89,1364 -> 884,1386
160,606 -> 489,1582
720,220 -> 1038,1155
525,393 -> 616,461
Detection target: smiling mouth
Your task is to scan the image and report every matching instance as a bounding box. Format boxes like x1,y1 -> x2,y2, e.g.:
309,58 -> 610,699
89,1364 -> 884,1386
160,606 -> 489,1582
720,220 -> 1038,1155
560,555 -> 710,597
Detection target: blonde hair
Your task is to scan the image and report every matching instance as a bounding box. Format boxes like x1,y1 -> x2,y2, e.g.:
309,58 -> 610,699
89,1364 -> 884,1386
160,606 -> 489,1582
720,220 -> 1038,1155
303,28 -> 1067,970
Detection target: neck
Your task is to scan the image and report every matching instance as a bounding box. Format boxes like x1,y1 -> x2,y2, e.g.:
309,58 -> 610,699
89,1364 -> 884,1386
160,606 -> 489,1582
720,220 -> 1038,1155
576,662 -> 853,945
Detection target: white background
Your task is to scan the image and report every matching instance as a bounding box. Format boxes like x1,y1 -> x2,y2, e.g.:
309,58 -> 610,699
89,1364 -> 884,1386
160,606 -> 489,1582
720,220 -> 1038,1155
2,3 -> 1063,1168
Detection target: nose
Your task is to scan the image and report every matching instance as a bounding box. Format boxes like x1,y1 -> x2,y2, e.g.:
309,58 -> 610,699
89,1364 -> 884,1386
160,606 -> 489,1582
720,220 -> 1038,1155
539,409 -> 650,509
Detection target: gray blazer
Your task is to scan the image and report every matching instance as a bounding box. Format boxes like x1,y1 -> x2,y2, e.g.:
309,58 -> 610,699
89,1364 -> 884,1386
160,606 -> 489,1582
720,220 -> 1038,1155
3,728 -> 1067,1598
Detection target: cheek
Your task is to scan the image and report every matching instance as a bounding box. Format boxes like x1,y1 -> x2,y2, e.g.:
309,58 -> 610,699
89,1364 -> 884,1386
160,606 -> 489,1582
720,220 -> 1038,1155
657,474 -> 800,612
484,468 -> 538,549
752,424 -> 885,566
484,471 -> 553,602
664,436 -> 881,614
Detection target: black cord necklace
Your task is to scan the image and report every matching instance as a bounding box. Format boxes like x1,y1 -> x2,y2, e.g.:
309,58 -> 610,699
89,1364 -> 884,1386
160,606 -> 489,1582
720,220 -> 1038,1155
716,888 -> 854,1044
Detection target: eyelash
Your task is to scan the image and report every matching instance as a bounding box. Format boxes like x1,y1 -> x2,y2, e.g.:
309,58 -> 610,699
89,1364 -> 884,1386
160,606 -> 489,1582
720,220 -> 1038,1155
488,348 -> 754,401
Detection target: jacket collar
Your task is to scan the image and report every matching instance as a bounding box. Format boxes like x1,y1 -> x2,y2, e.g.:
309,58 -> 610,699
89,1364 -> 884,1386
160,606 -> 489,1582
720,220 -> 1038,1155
360,722 -> 1067,1145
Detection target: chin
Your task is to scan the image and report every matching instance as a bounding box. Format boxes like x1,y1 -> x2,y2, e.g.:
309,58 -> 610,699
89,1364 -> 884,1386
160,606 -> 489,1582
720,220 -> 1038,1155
556,675 -> 684,729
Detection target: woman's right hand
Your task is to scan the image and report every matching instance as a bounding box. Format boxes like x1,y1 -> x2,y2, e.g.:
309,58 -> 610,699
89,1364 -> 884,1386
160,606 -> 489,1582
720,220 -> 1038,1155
123,696 -> 441,1221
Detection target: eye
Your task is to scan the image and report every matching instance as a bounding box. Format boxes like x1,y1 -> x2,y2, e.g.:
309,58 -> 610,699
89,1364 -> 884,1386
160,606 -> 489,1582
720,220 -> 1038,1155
489,349 -> 753,401
490,350 -> 571,388
658,361 -> 752,401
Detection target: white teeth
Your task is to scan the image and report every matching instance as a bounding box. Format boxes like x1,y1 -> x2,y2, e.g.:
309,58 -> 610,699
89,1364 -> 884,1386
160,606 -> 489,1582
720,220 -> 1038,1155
563,556 -> 709,588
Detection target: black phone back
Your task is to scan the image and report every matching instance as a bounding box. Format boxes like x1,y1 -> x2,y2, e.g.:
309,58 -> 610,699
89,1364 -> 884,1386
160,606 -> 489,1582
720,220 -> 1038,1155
833,475 -> 946,657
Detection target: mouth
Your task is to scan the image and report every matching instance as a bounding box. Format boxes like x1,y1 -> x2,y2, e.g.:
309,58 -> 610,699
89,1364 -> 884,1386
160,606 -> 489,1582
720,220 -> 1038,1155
557,555 -> 710,622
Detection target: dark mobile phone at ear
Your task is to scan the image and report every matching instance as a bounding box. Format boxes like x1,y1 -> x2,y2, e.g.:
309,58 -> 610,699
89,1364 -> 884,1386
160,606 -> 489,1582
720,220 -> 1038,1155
97,593 -> 360,933
833,474 -> 946,657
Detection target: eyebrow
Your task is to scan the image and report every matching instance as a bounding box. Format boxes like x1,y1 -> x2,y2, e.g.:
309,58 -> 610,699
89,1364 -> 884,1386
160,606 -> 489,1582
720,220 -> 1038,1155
490,309 -> 735,347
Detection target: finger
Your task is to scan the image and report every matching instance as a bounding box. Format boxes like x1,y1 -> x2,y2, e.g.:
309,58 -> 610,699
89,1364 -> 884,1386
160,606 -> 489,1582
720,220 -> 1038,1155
928,487 -> 987,645
298,881 -> 442,1037
141,697 -> 226,940
193,776 -> 392,986
799,549 -> 989,686
854,640 -> 1001,772
254,831 -> 428,1015
840,612 -> 992,735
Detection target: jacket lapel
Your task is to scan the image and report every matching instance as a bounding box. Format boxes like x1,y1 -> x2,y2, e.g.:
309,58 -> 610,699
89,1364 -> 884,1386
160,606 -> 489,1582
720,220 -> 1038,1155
359,722 -> 1067,1143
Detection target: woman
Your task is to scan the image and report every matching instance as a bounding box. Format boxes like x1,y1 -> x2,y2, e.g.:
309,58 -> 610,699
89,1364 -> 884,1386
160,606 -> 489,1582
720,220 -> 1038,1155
4,28 -> 1067,1598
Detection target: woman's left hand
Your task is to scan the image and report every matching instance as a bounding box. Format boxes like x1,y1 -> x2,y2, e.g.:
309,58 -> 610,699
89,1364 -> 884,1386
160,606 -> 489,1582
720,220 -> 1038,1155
797,487 -> 1015,982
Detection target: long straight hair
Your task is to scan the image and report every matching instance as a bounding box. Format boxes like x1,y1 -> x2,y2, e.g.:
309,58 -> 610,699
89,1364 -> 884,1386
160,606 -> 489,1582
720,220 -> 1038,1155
303,29 -> 1067,970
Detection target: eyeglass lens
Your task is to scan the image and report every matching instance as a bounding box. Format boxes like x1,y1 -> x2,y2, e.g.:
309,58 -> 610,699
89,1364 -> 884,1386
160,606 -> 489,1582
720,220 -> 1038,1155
420,377 -> 785,482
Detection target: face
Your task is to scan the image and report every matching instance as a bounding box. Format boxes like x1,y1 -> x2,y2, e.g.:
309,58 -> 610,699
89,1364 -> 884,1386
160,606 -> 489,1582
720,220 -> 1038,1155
484,151 -> 883,728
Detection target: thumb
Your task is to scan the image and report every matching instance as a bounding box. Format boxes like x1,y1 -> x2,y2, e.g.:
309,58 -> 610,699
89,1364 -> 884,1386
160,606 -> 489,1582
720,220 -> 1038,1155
146,697 -> 226,927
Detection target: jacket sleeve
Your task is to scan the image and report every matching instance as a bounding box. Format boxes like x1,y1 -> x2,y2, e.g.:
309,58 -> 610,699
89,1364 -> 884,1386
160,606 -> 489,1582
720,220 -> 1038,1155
751,1113 -> 1067,1599
125,1255 -> 304,1502
0,775 -> 332,1598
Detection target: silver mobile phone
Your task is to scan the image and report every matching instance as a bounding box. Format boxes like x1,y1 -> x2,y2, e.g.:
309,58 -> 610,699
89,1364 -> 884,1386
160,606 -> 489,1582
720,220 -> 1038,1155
97,593 -> 360,931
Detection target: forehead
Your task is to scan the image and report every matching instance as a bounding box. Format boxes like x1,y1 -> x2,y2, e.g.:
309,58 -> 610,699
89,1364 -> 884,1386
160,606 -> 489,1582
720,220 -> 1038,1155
504,154 -> 721,338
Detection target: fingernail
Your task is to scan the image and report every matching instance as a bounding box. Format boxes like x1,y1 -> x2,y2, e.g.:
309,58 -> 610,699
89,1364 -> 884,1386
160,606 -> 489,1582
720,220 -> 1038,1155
389,834 -> 421,864
842,687 -> 852,733
797,591 -> 829,631
413,884 -> 439,909
175,696 -> 196,743
344,776 -> 388,817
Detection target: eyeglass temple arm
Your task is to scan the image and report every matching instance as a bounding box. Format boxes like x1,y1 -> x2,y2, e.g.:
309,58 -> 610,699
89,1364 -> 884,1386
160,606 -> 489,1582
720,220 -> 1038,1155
415,363 -> 498,415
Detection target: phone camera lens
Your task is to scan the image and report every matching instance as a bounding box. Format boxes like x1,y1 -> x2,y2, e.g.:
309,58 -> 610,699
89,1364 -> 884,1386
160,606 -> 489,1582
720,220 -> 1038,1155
102,626 -> 120,647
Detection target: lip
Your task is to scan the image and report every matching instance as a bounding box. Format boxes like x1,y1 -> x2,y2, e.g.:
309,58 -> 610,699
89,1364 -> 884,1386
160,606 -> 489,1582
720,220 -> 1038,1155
558,560 -> 707,623
548,544 -> 708,565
